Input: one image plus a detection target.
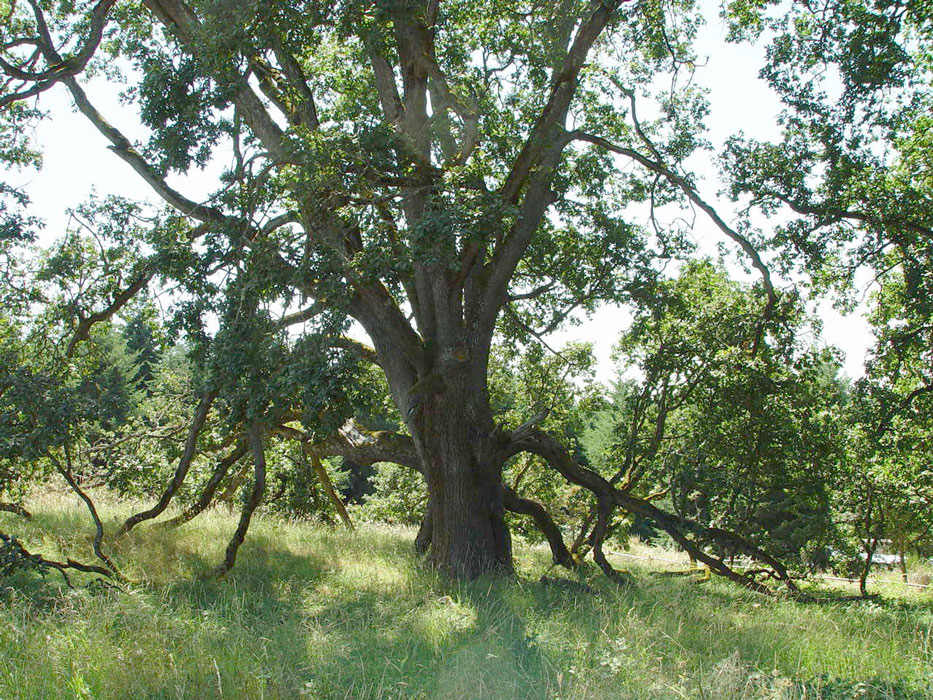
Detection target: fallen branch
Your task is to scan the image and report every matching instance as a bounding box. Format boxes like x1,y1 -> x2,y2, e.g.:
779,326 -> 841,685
0,502 -> 32,519
1,531 -> 116,588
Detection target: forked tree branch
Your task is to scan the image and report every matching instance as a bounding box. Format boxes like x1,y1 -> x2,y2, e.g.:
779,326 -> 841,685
0,0 -> 116,107
479,1 -> 627,330
512,427 -> 798,595
0,532 -> 116,587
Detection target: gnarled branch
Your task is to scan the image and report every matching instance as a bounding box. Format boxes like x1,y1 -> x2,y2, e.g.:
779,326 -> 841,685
117,390 -> 218,536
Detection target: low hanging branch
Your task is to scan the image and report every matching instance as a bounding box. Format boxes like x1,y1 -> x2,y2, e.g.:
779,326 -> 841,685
0,502 -> 31,519
48,449 -> 126,582
275,420 -> 579,567
301,447 -> 354,530
159,439 -> 249,528
1,531 -> 116,588
511,427 -> 798,595
117,389 -> 218,536
502,486 -> 575,569
211,423 -> 267,577
590,500 -> 630,586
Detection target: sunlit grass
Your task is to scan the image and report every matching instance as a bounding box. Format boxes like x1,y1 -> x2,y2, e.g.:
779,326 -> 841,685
1,491 -> 932,699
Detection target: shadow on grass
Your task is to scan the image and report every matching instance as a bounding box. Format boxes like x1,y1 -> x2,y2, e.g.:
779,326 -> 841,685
4,512 -> 932,700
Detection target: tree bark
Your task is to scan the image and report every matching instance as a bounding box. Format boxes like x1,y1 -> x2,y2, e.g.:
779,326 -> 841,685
503,486 -> 575,569
413,394 -> 513,578
212,424 -> 266,577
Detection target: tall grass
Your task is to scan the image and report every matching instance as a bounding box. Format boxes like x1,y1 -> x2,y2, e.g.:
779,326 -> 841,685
1,491 -> 931,699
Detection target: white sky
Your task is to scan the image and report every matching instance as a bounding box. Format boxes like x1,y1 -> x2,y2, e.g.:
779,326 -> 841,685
13,3 -> 874,384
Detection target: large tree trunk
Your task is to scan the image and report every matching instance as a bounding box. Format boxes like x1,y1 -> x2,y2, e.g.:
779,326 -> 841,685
413,389 -> 513,579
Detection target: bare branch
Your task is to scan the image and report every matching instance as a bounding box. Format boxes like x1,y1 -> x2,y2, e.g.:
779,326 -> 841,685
212,423 -> 267,577
65,268 -> 154,357
49,448 -> 126,580
332,336 -> 381,367
568,130 -> 779,337
159,440 -> 250,528
117,390 -> 218,536
301,447 -> 354,530
0,531 -> 116,587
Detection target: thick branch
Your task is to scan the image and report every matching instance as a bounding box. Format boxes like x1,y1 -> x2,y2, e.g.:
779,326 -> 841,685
159,440 -> 249,528
117,390 -> 217,536
500,0 -> 625,203
513,428 -> 797,594
212,423 -> 267,577
277,420 -> 421,472
332,337 -> 381,367
590,500 -> 630,585
478,1 -> 626,330
503,486 -> 575,569
63,78 -> 226,223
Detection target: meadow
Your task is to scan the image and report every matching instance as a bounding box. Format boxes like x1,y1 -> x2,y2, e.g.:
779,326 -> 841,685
1,492 -> 931,700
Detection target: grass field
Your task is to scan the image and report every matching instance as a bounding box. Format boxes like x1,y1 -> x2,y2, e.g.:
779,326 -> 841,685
1,492 -> 932,700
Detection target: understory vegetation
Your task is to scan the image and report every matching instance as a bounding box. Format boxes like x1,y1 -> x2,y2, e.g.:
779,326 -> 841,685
2,493 -> 931,700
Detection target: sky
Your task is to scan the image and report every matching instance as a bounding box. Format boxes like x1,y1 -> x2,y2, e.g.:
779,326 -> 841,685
13,2 -> 875,385
551,7 -> 874,381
